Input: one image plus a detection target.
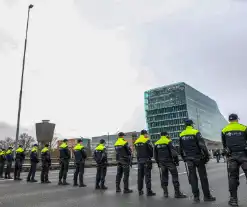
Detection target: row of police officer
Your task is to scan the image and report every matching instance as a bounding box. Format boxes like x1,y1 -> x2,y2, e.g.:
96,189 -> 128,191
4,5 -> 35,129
0,145 -> 25,180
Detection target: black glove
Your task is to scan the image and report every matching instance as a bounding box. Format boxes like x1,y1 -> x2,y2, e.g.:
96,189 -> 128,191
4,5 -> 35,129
203,156 -> 210,164
223,148 -> 231,157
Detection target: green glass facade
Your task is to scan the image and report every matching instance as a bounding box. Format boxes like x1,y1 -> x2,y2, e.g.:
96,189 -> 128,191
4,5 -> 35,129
145,82 -> 227,145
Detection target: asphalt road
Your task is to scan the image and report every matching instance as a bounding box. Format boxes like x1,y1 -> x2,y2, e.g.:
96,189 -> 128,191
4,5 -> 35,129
0,159 -> 247,207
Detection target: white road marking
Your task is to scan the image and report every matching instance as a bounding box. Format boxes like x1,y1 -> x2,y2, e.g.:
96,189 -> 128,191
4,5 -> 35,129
240,173 -> 245,177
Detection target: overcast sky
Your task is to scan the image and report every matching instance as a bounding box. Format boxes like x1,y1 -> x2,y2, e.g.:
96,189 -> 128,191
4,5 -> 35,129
0,0 -> 247,138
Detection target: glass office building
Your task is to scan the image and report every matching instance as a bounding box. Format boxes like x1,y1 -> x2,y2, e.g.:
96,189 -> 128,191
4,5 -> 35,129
144,82 -> 228,145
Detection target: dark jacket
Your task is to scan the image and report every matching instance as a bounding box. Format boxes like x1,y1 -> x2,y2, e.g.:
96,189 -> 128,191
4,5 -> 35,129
179,126 -> 209,160
114,138 -> 132,164
134,135 -> 153,163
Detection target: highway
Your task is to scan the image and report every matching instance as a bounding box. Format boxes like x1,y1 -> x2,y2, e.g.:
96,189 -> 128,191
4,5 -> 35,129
0,160 -> 247,207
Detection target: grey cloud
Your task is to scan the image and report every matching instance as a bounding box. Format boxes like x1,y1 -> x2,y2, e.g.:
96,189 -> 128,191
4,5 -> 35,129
73,0 -> 247,128
138,0 -> 247,123
0,122 -> 35,140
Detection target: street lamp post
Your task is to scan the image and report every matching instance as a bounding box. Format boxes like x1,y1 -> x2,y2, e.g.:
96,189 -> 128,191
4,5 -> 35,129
15,4 -> 34,151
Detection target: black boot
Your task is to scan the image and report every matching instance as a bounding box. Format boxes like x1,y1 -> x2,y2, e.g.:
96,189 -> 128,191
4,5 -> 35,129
193,196 -> 200,203
73,182 -> 78,187
174,186 -> 187,198
163,186 -> 168,198
95,183 -> 100,189
45,180 -> 51,183
58,180 -> 63,185
228,197 -> 238,207
147,190 -> 156,196
62,179 -> 70,185
139,190 -> 144,196
101,183 -> 108,190
204,194 -> 216,202
123,189 -> 133,194
30,179 -> 38,183
79,183 -> 87,187
116,186 -> 121,193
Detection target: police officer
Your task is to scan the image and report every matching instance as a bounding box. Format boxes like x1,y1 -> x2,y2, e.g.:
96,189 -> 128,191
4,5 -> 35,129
154,132 -> 187,198
114,132 -> 133,194
222,113 -> 247,206
93,139 -> 108,190
5,146 -> 13,179
58,139 -> 71,185
134,130 -> 155,196
179,119 -> 215,203
14,145 -> 25,180
0,148 -> 6,179
214,149 -> 221,163
41,144 -> 51,183
73,139 -> 87,187
27,144 -> 39,182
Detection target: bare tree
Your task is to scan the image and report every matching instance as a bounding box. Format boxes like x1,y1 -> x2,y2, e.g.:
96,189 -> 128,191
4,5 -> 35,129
18,133 -> 35,151
0,137 -> 15,149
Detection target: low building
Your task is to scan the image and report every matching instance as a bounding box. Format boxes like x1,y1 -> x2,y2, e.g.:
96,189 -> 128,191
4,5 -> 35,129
57,138 -> 91,157
91,131 -> 141,159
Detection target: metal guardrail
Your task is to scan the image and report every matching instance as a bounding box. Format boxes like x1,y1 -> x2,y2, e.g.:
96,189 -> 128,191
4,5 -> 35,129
4,157 -> 138,172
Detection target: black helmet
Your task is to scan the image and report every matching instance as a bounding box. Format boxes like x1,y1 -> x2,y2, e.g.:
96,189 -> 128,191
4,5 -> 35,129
229,113 -> 239,121
77,139 -> 82,143
141,130 -> 148,135
8,146 -> 13,149
118,132 -> 125,137
100,139 -> 105,144
19,144 -> 23,148
33,144 -> 38,147
184,119 -> 193,126
45,143 -> 49,147
63,139 -> 68,142
160,131 -> 168,136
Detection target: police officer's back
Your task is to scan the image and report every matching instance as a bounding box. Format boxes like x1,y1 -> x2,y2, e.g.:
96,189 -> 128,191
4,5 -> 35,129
134,130 -> 155,196
14,145 -> 25,180
27,144 -> 39,182
154,132 -> 186,198
73,139 -> 87,187
93,139 -> 108,190
179,119 -> 215,203
114,132 -> 133,194
41,144 -> 51,183
58,139 -> 71,185
222,114 -> 247,206
5,146 -> 13,179
0,148 -> 6,178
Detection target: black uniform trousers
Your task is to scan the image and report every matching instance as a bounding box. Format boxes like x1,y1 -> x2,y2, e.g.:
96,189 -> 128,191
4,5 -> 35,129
137,162 -> 152,191
73,162 -> 85,185
187,159 -> 210,197
59,159 -> 69,181
160,162 -> 179,188
5,161 -> 12,178
96,164 -> 107,186
0,161 -> 5,177
27,161 -> 37,181
116,162 -> 130,190
14,159 -> 23,179
41,162 -> 50,182
228,153 -> 247,198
